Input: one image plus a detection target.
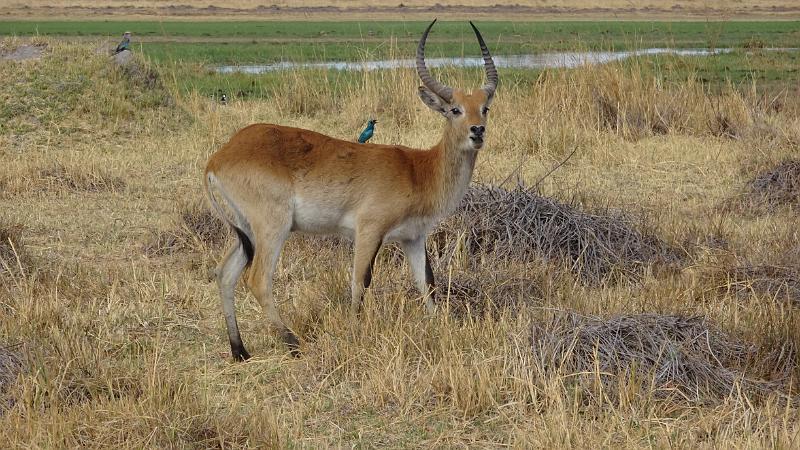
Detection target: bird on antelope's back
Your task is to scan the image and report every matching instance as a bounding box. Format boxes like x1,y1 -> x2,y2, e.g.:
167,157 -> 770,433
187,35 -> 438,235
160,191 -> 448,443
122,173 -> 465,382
357,119 -> 378,143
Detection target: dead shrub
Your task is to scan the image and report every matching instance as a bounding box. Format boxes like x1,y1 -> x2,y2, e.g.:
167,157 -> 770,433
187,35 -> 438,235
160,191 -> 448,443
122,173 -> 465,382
145,203 -> 228,256
531,312 -> 791,404
435,184 -> 680,284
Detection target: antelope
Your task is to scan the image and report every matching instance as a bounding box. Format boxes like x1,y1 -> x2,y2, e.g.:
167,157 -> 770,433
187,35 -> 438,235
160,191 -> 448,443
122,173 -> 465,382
204,20 -> 498,360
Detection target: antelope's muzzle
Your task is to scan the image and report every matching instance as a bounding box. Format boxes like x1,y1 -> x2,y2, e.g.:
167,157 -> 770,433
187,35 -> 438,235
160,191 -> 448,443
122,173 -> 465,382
469,125 -> 485,147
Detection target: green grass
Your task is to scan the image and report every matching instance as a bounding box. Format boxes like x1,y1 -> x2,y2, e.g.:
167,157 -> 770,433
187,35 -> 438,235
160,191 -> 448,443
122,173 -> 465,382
1,20 -> 797,43
3,20 -> 796,99
649,49 -> 800,85
139,40 -> 576,65
166,50 -> 799,101
2,20 -> 799,64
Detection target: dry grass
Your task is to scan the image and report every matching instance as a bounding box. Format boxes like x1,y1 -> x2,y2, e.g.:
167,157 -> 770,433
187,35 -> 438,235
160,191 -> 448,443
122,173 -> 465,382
0,344 -> 23,411
38,164 -> 127,193
1,38 -> 799,447
144,203 -> 227,257
0,220 -> 29,279
730,263 -> 800,304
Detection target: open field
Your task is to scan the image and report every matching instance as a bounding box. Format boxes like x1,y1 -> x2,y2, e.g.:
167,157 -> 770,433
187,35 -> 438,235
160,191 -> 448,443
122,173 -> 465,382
2,20 -> 798,94
3,20 -> 798,51
1,26 -> 800,447
3,20 -> 800,65
2,0 -> 800,20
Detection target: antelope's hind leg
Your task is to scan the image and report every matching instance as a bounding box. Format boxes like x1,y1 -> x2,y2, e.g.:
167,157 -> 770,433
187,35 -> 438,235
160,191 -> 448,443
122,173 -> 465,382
245,216 -> 300,357
217,240 -> 252,361
350,226 -> 386,314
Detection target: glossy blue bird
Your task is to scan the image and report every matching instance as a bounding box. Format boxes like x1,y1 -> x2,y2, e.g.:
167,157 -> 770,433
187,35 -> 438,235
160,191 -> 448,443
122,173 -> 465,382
357,119 -> 378,143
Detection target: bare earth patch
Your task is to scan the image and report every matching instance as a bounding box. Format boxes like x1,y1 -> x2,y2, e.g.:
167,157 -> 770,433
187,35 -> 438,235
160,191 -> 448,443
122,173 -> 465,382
2,1 -> 799,19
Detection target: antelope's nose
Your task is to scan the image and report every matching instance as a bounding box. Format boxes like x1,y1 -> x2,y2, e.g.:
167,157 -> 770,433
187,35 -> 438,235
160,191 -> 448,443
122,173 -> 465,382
470,125 -> 485,136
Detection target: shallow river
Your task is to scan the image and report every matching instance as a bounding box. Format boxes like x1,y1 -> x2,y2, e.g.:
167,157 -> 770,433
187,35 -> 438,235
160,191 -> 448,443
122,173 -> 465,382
215,48 -> 743,74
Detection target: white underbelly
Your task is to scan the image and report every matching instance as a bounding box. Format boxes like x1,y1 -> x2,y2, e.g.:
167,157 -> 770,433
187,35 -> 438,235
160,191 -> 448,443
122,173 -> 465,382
291,195 -> 441,242
291,197 -> 356,237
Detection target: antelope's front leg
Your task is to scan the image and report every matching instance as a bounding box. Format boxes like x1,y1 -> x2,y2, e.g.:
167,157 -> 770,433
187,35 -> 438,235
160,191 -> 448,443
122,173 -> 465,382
401,236 -> 436,313
351,228 -> 384,313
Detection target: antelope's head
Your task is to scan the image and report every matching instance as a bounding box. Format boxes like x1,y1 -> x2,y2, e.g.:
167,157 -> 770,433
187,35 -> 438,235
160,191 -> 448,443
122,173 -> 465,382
416,20 -> 499,151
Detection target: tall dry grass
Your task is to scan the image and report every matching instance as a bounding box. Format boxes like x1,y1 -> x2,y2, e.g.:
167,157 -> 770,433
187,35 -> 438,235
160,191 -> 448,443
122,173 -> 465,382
1,39 -> 799,447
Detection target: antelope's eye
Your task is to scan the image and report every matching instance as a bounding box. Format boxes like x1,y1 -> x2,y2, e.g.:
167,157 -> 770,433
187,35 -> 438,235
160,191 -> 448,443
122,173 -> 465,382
450,108 -> 462,115
482,107 -> 490,115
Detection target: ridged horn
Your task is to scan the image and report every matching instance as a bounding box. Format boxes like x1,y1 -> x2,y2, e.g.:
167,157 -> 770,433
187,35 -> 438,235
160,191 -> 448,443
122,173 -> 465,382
416,19 -> 453,103
469,21 -> 498,98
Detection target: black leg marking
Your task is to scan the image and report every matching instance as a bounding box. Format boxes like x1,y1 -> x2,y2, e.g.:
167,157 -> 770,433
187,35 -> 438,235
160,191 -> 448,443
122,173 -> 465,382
363,245 -> 381,289
283,330 -> 301,358
230,339 -> 251,361
232,226 -> 254,265
424,247 -> 435,293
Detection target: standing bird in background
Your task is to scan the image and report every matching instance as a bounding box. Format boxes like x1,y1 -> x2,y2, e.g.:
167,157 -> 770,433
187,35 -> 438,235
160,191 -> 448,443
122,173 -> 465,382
114,31 -> 132,54
357,119 -> 378,143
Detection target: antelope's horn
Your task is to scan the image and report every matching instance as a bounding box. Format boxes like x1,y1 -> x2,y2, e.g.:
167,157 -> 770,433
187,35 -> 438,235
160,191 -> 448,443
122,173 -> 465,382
469,21 -> 498,97
416,19 -> 453,103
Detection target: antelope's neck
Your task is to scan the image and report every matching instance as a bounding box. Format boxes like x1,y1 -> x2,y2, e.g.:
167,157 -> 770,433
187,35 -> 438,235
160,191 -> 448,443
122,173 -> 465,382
421,128 -> 477,216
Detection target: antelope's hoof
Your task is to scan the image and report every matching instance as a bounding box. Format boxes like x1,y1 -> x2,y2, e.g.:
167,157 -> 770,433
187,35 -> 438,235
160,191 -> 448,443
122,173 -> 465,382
283,331 -> 301,358
233,348 -> 252,362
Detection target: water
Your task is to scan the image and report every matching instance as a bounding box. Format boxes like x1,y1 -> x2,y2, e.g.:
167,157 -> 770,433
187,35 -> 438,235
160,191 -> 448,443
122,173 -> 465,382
215,48 -> 738,74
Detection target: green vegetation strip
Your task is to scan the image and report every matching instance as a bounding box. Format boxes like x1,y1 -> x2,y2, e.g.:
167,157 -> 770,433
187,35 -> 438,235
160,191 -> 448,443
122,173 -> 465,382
1,20 -> 798,63
170,51 -> 798,101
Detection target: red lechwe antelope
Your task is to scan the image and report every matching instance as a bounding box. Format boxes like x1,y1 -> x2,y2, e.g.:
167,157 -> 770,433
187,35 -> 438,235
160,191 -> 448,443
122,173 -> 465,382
205,20 -> 498,360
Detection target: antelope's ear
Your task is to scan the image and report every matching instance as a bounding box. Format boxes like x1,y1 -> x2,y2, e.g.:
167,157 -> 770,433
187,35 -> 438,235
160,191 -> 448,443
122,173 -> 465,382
418,86 -> 449,116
